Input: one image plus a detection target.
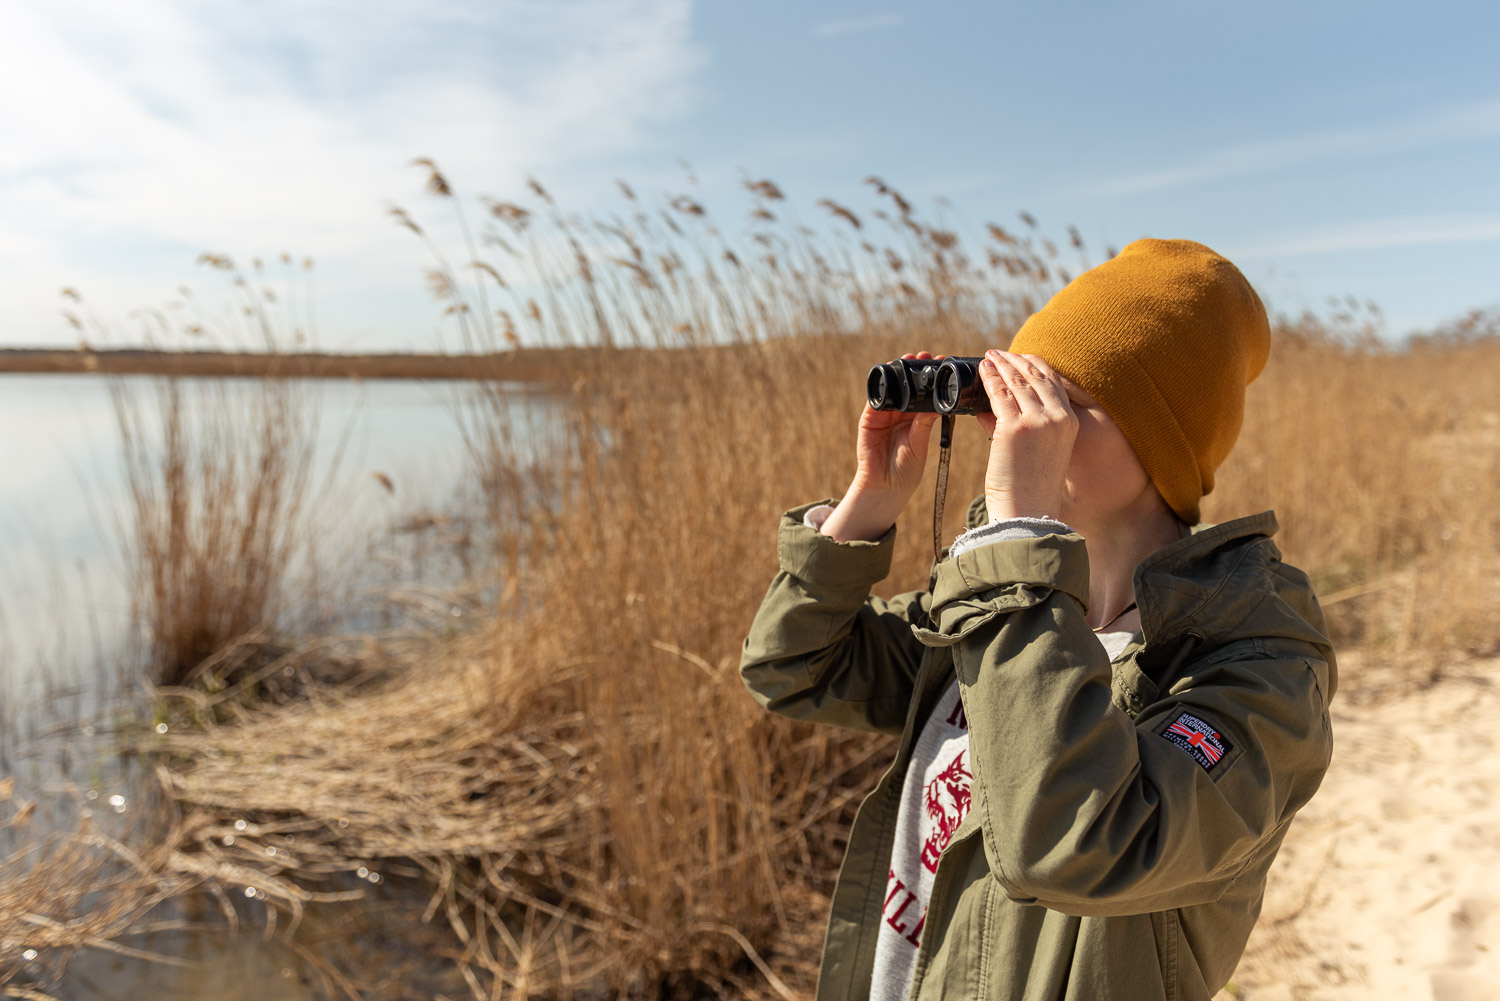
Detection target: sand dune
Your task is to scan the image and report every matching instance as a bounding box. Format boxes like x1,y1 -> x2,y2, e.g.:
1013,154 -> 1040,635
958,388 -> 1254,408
1219,654 -> 1500,1001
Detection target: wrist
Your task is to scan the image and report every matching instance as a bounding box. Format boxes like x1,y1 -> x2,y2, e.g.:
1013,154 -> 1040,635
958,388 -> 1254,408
985,494 -> 1063,523
821,484 -> 903,543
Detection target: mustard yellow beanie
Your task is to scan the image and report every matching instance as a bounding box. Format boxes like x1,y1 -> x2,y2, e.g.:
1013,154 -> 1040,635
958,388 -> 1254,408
1008,238 -> 1270,525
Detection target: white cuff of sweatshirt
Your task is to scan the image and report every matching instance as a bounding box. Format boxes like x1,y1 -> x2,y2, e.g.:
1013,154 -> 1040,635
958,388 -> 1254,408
947,515 -> 1073,557
803,503 -> 1072,557
803,504 -> 837,532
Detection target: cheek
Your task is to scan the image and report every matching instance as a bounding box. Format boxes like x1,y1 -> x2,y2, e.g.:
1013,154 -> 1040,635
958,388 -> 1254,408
1068,416 -> 1148,496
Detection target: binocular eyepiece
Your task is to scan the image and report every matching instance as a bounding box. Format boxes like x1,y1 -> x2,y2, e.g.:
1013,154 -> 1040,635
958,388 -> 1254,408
867,356 -> 990,416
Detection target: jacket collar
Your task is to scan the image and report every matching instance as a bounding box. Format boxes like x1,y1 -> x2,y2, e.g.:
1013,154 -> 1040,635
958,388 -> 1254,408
1131,510 -> 1281,645
1133,509 -> 1338,698
963,495 -> 1334,692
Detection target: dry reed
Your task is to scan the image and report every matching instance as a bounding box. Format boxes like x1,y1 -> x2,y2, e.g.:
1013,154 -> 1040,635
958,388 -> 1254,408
165,171 -> 1500,997
1,778 -> 198,1000
7,167 -> 1499,997
110,377 -> 322,688
1209,320 -> 1500,671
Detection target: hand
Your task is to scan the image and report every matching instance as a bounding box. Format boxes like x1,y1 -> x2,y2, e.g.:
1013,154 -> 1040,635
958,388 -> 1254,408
821,352 -> 942,542
975,350 -> 1077,522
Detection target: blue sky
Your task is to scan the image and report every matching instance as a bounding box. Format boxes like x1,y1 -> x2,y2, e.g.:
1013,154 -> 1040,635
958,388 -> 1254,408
3,0 -> 1496,349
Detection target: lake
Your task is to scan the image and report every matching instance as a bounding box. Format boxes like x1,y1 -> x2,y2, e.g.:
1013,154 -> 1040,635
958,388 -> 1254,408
0,373 -> 558,997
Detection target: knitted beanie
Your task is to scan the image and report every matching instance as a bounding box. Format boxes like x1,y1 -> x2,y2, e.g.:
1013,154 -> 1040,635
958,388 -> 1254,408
1008,238 -> 1269,525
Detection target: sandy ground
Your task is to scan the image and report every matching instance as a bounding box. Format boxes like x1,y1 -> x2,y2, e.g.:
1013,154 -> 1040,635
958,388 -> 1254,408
1217,654 -> 1500,1001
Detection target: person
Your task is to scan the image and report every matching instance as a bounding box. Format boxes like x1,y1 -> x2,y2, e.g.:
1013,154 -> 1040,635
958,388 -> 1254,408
739,239 -> 1337,1001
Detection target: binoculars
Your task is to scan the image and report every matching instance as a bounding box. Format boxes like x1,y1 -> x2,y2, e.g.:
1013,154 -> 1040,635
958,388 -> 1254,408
867,357 -> 990,416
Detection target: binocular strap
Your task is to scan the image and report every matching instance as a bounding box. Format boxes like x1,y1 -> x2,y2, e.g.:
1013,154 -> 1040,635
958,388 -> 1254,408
928,415 -> 956,598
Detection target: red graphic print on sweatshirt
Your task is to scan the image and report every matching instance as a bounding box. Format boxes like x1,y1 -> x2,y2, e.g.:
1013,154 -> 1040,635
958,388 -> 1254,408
920,749 -> 973,874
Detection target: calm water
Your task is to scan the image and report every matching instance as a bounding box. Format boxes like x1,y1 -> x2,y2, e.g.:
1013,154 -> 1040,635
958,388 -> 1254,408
1,375 -> 497,719
0,373 -> 557,997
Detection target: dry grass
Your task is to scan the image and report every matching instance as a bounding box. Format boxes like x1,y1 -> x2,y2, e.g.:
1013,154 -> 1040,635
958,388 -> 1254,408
0,778 -> 197,1000
1209,320 -> 1500,670
5,168 -> 1499,997
110,376 -> 322,688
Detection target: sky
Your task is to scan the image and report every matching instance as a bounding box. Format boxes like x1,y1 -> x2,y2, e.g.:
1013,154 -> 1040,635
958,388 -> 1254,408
2,0 -> 1497,350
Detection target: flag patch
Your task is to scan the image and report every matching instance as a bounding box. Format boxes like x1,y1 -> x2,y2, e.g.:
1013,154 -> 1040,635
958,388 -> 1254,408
1161,711 -> 1231,771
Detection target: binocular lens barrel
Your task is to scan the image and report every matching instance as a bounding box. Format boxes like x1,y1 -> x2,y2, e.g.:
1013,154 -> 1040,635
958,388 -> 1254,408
933,358 -> 988,416
865,356 -> 989,415
866,362 -> 911,411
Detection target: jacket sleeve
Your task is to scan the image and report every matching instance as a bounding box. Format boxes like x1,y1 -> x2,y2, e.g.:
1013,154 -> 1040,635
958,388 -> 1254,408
912,531 -> 1333,917
739,500 -> 930,735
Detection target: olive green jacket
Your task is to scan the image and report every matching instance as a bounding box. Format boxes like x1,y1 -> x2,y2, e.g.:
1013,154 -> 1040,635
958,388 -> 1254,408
740,498 -> 1336,1001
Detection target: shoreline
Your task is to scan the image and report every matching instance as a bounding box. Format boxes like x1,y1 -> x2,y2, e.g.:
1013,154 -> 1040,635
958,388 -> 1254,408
0,347 -> 574,381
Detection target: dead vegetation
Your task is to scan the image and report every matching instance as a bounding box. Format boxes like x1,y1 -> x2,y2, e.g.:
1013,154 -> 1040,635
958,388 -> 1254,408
110,377 -> 322,689
0,778 -> 197,1000
4,167 -> 1499,998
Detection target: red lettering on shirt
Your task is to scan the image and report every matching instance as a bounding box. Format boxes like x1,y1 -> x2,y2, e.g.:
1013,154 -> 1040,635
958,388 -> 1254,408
886,890 -> 917,934
944,698 -> 967,730
884,870 -> 906,910
904,908 -> 927,948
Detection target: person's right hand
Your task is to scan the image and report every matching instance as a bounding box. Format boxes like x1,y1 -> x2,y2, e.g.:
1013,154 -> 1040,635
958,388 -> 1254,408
820,352 -> 942,542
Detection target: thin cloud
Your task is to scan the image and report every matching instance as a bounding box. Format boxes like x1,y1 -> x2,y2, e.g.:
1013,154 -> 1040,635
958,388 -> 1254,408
1234,213 -> 1500,260
812,13 -> 902,38
1069,97 -> 1500,200
0,0 -> 704,348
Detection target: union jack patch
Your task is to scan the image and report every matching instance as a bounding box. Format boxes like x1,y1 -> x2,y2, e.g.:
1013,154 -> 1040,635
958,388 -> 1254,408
1161,711 -> 1231,771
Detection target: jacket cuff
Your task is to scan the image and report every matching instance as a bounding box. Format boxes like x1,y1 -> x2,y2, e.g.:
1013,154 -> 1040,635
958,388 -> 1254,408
914,533 -> 1090,645
949,516 -> 1073,558
777,499 -> 896,591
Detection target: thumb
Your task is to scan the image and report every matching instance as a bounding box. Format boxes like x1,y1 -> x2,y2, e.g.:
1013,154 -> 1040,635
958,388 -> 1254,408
912,412 -> 940,448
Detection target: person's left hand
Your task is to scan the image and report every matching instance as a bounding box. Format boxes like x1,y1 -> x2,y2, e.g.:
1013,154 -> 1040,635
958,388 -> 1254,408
974,349 -> 1078,522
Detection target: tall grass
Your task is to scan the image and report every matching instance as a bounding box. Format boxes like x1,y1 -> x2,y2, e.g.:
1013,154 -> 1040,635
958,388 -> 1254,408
7,169 -> 1499,997
72,253 -> 331,690
1210,320 -> 1500,666
111,377 -> 320,689
149,172 -> 1500,999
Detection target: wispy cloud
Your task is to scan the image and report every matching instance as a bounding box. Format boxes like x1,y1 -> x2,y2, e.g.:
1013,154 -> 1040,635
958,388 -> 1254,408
812,13 -> 902,38
1068,97 -> 1500,200
0,0 -> 704,348
1233,213 -> 1500,260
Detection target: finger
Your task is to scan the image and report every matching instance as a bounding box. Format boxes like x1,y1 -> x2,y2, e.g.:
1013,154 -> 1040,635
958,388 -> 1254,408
1004,351 -> 1071,414
903,411 -> 940,460
1017,353 -> 1061,380
860,403 -> 916,430
986,350 -> 1040,415
1014,352 -> 1067,396
978,354 -> 1021,420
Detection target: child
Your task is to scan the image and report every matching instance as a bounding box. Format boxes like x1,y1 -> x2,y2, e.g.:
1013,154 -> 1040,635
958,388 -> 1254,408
740,239 -> 1336,1001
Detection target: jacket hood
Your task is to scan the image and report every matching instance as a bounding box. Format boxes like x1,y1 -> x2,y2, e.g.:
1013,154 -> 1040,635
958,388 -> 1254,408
963,495 -> 1339,700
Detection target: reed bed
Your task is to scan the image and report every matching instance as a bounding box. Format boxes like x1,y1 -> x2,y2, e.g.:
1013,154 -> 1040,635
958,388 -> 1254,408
4,168 -> 1499,997
1209,320 -> 1500,670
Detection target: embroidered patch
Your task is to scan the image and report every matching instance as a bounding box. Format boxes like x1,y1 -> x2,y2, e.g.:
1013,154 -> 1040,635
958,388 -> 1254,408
1161,711 -> 1231,771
